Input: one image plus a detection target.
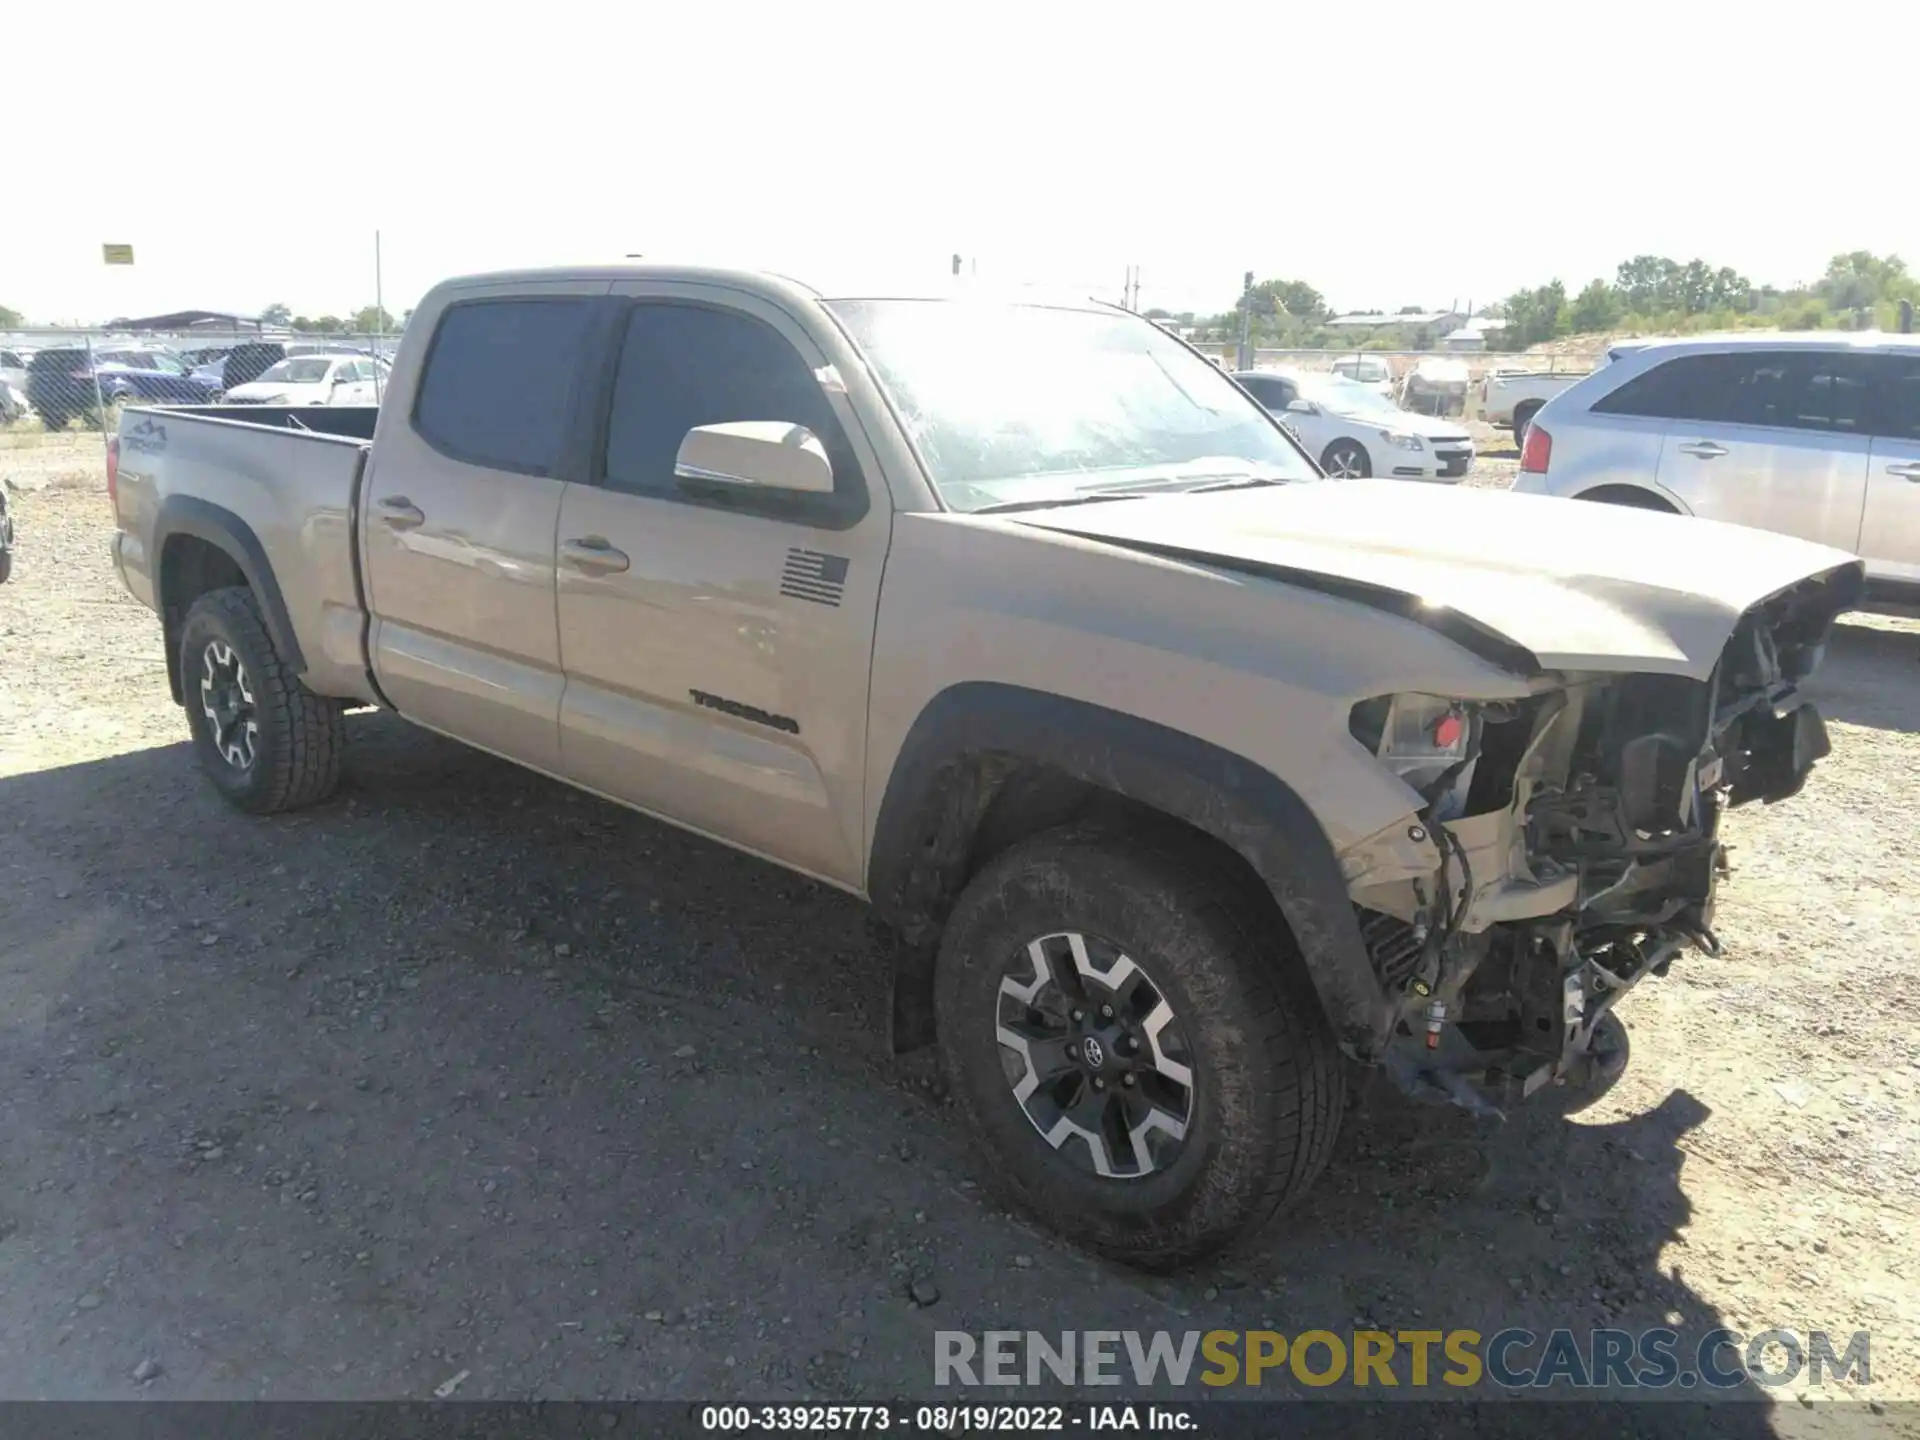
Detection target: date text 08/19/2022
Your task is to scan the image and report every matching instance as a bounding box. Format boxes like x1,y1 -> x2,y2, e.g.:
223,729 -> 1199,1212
699,1404 -> 1194,1432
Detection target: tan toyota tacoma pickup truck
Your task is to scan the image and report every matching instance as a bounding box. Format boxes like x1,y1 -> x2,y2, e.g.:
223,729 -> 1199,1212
109,265 -> 1863,1268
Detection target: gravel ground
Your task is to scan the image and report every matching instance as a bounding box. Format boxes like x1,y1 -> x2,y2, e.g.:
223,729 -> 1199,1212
1,434 -> 1917,1422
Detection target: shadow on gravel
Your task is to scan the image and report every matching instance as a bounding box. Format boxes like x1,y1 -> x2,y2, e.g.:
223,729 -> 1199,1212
1814,618 -> 1920,734
0,719 -> 1780,1422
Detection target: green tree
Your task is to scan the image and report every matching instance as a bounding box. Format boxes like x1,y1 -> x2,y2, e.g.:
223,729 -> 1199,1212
1500,280 -> 1568,349
1819,251 -> 1909,310
1239,278 -> 1328,323
353,305 -> 398,334
0,303 -> 21,328
1615,254 -> 1682,312
1569,279 -> 1619,333
259,302 -> 293,326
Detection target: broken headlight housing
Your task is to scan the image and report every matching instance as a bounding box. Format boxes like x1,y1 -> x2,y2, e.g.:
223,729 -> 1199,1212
1351,693 -> 1477,811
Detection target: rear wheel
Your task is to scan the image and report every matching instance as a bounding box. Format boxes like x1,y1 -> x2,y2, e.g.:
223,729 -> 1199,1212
934,824 -> 1345,1269
179,586 -> 344,814
1320,439 -> 1372,479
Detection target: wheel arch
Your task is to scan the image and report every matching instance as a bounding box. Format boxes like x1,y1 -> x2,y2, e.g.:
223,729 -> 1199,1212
1572,483 -> 1684,514
868,683 -> 1391,1059
154,497 -> 305,704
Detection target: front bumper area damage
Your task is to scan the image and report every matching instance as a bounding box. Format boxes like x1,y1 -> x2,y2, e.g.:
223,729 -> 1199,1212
1338,564 -> 1861,1116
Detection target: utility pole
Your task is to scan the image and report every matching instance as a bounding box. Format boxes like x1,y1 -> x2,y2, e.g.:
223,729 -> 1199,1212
1236,270 -> 1254,371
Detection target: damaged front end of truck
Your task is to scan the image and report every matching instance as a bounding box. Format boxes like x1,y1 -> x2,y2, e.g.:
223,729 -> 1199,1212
1338,565 -> 1863,1116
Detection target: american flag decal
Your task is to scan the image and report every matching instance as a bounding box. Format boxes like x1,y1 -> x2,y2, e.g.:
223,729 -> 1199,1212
780,548 -> 850,607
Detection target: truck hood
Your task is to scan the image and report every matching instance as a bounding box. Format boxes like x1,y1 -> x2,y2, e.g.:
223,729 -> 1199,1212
1011,480 -> 1863,679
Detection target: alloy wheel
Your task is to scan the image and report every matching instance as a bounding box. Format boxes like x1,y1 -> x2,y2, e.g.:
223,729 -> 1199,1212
199,640 -> 259,771
995,931 -> 1196,1179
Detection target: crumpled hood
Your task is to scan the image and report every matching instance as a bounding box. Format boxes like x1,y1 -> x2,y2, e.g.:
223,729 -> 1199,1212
1011,480 -> 1863,680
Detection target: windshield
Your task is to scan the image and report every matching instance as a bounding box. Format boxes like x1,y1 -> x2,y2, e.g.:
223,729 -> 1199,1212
1332,359 -> 1389,382
1298,373 -> 1401,416
258,358 -> 335,384
827,299 -> 1317,511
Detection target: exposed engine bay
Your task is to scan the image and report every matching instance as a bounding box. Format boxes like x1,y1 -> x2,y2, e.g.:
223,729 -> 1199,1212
1338,567 -> 1862,1115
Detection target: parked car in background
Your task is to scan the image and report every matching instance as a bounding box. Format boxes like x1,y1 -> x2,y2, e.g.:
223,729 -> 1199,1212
1,379 -> 26,424
1,347 -> 27,395
224,354 -> 385,406
1398,356 -> 1471,417
1480,367 -> 1585,447
1327,354 -> 1394,401
1234,369 -> 1475,480
26,346 -> 218,429
1511,333 -> 1920,595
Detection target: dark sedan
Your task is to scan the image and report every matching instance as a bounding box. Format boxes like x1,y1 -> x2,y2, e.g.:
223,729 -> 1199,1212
26,347 -> 219,429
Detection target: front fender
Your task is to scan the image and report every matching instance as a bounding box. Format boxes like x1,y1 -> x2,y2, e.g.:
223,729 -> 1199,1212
868,682 -> 1393,1058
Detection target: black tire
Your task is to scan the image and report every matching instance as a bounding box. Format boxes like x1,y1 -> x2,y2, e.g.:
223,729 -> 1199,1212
1512,403 -> 1540,450
1319,439 -> 1372,479
179,586 -> 344,814
934,823 -> 1345,1269
0,548 -> 11,585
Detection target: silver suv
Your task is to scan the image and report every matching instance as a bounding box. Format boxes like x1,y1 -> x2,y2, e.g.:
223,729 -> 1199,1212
1511,333 -> 1920,595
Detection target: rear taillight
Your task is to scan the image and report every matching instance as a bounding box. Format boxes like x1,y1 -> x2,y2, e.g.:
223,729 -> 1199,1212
1520,424 -> 1552,475
106,436 -> 120,507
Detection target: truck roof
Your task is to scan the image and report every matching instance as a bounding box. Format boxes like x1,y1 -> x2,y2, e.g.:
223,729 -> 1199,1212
432,263 -> 1116,312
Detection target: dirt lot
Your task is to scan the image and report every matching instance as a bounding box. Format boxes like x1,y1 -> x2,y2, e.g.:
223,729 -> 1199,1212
2,430 -> 1917,1425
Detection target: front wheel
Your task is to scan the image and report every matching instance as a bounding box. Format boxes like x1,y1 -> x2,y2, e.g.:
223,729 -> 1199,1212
1320,438 -> 1372,479
179,586 -> 344,814
934,825 -> 1345,1269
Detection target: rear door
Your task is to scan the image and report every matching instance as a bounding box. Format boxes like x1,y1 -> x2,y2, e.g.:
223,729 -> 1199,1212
362,282 -> 608,771
551,284 -> 891,886
1636,349 -> 1871,551
1859,352 -> 1920,584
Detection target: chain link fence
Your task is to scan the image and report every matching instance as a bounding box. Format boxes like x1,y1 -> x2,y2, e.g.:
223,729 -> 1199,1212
1,324 -> 400,436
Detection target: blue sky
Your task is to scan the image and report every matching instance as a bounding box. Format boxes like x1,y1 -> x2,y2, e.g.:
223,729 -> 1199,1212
7,0 -> 1915,324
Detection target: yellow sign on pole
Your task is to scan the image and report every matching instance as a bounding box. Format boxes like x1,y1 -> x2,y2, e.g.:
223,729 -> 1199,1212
102,243 -> 135,265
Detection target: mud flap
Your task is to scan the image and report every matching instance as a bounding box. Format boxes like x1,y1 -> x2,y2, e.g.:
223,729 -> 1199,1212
874,917 -> 939,1055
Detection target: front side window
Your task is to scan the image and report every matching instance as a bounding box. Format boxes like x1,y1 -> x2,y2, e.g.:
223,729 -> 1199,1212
413,299 -> 594,476
1866,355 -> 1920,441
827,299 -> 1316,512
601,302 -> 862,514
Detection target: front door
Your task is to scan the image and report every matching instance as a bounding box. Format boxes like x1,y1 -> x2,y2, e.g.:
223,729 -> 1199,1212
1859,352 -> 1920,585
553,286 -> 892,887
362,283 -> 607,771
1654,348 -> 1870,554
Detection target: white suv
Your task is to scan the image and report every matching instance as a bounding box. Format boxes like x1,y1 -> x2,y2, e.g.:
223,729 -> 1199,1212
1511,333 -> 1920,592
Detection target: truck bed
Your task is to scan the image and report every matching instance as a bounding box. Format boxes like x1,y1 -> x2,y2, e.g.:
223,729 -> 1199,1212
112,403 -> 380,705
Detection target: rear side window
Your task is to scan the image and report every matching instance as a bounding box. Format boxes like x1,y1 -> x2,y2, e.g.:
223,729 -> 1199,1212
599,302 -> 865,523
1594,349 -> 1869,432
1593,354 -> 1735,422
414,299 -> 594,476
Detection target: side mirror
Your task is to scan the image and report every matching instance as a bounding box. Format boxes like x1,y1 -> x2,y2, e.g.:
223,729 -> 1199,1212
674,421 -> 834,495
1286,398 -> 1316,415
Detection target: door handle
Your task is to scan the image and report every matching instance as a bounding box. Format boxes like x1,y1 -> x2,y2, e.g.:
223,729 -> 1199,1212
376,495 -> 425,529
1886,462 -> 1920,482
1677,441 -> 1728,459
561,536 -> 630,575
